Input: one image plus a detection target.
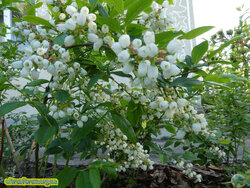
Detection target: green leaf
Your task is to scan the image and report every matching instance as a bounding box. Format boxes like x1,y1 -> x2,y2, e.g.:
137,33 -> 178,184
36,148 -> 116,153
96,15 -> 122,33
204,75 -> 230,83
208,36 -> 241,58
111,71 -> 132,78
71,119 -> 97,143
168,0 -> 174,5
178,26 -> 214,40
219,140 -> 232,145
127,24 -> 147,38
97,4 -> 109,17
111,111 -> 136,143
27,2 -> 43,16
53,33 -> 67,45
184,55 -> 193,68
31,101 -> 49,115
26,79 -> 49,87
34,125 -> 57,146
75,0 -> 86,8
126,100 -> 142,126
22,15 -> 53,27
170,77 -> 203,87
155,31 -> 184,48
76,171 -> 92,188
191,41 -> 208,64
56,167 -> 78,188
183,151 -> 200,161
125,0 -> 153,25
0,102 -> 27,117
165,124 -> 176,134
89,169 -> 101,188
159,153 -> 168,164
54,90 -> 70,102
0,74 -> 7,85
87,73 -> 105,90
105,0 -> 124,14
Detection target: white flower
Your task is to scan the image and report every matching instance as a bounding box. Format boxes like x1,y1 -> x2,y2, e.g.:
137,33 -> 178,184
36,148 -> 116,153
192,123 -> 202,133
175,130 -> 186,139
149,102 -> 158,109
80,6 -> 89,15
53,44 -> 60,51
169,64 -> 180,76
119,34 -> 130,48
36,48 -> 47,56
46,0 -> 54,4
31,40 -> 41,49
166,39 -> 182,54
122,62 -> 133,74
64,35 -> 75,47
56,23 -> 67,33
151,1 -> 160,12
20,68 -> 29,77
61,0 -> 67,5
30,70 -> 40,80
23,46 -> 33,56
81,115 -> 88,122
50,105 -> 57,112
68,67 -> 75,74
87,33 -> 99,43
111,42 -> 122,55
23,60 -> 33,69
42,40 -> 50,48
177,98 -> 188,107
118,50 -> 130,63
88,21 -> 97,32
77,120 -> 83,128
133,78 -> 142,86
47,64 -> 56,75
138,46 -> 149,58
87,13 -> 96,21
52,6 -> 59,13
93,39 -> 103,51
43,59 -> 49,68
159,101 -> 169,111
132,39 -> 142,49
101,24 -> 109,33
147,65 -> 158,81
103,36 -> 114,46
12,61 -> 23,69
71,12 -> 79,22
143,31 -> 155,45
59,110 -> 65,118
138,61 -> 148,77
66,5 -> 77,15
81,69 -> 87,76
160,61 -> 170,70
162,0 -> 169,8
65,18 -> 76,30
61,51 -> 70,62
77,13 -> 86,26
147,43 -> 158,57
169,101 -> 177,110
59,13 -> 66,20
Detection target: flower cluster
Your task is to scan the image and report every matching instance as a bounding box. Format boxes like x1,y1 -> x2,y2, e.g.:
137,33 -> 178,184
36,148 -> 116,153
173,160 -> 202,183
139,1 -> 174,33
100,124 -> 154,172
209,146 -> 226,158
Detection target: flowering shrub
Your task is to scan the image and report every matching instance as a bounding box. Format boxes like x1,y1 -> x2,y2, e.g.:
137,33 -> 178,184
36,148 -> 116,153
0,0 -> 229,187
201,10 -> 249,177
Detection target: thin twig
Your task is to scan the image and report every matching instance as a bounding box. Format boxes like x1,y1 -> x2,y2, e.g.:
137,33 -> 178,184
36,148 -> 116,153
0,118 -> 5,165
3,117 -> 22,176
